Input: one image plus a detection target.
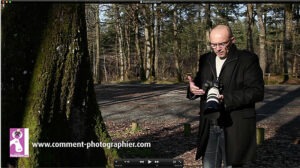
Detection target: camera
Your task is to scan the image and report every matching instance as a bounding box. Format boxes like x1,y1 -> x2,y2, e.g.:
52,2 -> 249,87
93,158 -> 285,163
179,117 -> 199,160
202,80 -> 223,113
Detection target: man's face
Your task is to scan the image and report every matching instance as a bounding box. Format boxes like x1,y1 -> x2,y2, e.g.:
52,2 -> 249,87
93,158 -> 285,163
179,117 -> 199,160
209,29 -> 233,59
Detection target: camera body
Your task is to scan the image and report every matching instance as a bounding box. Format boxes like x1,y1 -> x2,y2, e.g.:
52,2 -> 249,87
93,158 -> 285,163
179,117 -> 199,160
202,80 -> 223,113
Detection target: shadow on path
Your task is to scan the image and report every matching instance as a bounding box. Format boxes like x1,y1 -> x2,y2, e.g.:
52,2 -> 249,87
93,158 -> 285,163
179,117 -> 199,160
254,115 -> 300,167
95,84 -> 186,106
97,84 -> 300,166
256,86 -> 300,122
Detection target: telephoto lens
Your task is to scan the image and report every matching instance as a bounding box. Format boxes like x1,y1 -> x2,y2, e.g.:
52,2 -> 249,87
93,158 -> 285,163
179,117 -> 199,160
203,81 -> 220,113
205,86 -> 220,112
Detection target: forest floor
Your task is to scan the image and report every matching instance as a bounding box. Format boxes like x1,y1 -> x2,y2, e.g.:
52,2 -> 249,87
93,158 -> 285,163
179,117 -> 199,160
95,84 -> 300,168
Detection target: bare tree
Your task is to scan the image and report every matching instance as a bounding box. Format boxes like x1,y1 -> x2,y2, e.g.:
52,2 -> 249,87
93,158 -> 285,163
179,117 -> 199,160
172,5 -> 183,82
124,6 -> 131,80
205,3 -> 212,53
142,5 -> 153,80
153,3 -> 161,80
283,4 -> 293,82
256,4 -> 267,76
95,5 -> 102,83
246,3 -> 254,52
131,5 -> 146,80
114,5 -> 126,81
86,4 -> 102,84
292,4 -> 300,77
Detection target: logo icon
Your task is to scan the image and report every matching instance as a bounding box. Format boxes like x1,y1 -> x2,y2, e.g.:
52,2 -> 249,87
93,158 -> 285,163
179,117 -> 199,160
10,128 -> 29,157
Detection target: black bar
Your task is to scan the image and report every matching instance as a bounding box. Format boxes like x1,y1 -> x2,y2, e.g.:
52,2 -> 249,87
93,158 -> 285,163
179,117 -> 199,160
114,159 -> 184,168
7,0 -> 300,3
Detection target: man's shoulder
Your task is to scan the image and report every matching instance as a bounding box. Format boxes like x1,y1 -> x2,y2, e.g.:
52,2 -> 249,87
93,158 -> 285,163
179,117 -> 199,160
237,49 -> 259,62
200,52 -> 213,60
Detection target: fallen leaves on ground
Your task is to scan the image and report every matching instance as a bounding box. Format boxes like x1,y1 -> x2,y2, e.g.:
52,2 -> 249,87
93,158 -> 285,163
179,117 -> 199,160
104,119 -> 300,168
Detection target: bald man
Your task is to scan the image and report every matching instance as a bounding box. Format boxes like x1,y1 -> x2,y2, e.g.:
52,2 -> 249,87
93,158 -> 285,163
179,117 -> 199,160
187,25 -> 264,167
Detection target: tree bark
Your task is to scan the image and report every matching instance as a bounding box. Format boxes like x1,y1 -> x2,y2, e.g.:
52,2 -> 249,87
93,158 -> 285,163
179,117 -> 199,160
2,4 -> 117,167
173,6 -> 182,82
85,4 -> 100,83
153,3 -> 160,80
142,6 -> 152,80
293,4 -> 300,77
133,5 -> 146,81
124,16 -> 130,80
205,3 -> 212,53
283,4 -> 293,82
95,5 -> 102,84
114,5 -> 125,81
256,4 -> 267,77
246,3 -> 254,52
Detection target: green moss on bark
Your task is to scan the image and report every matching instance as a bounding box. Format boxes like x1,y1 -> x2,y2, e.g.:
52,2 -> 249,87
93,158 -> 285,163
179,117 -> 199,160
3,3 -> 118,167
1,4 -> 52,167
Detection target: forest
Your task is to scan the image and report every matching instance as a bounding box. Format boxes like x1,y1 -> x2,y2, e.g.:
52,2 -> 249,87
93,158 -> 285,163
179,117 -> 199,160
1,2 -> 300,168
86,3 -> 300,84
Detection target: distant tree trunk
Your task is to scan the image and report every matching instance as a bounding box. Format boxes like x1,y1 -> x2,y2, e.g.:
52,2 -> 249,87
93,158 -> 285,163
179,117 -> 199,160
95,5 -> 102,84
114,5 -> 125,81
195,4 -> 201,59
153,3 -> 160,80
246,3 -> 254,52
85,4 -> 100,83
133,5 -> 146,81
85,5 -> 93,72
256,4 -> 267,76
2,4 -> 117,167
151,4 -> 155,79
114,34 -> 119,79
124,22 -> 130,80
293,4 -> 300,77
283,4 -> 293,82
142,6 -> 152,80
194,4 -> 202,75
205,3 -> 212,52
280,43 -> 284,73
275,43 -> 279,73
103,52 -> 108,82
173,7 -> 182,82
144,24 -> 151,80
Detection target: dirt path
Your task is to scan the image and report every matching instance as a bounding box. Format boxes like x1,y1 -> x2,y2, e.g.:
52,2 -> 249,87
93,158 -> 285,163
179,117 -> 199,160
95,84 -> 300,167
96,84 -> 198,123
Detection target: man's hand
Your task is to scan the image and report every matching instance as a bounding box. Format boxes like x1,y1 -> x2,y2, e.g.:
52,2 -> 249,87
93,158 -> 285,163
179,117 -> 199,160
188,76 -> 205,96
218,94 -> 224,102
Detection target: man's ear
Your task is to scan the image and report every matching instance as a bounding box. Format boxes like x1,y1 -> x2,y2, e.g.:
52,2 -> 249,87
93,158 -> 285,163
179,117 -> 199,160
231,37 -> 236,43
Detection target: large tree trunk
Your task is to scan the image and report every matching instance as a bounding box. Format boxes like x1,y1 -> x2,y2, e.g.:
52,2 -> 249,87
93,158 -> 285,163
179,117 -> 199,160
256,4 -> 267,77
2,4 -> 117,167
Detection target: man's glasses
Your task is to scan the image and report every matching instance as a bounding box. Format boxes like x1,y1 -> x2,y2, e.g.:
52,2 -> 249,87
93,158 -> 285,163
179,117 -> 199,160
209,40 -> 231,49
